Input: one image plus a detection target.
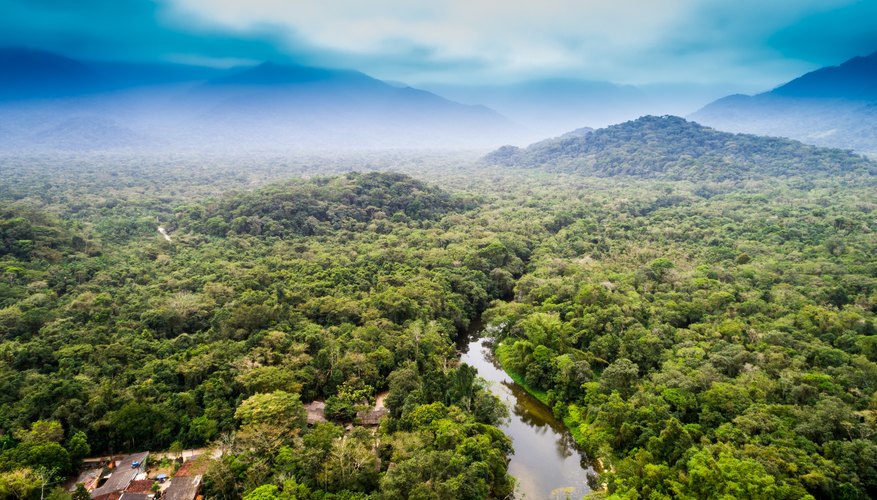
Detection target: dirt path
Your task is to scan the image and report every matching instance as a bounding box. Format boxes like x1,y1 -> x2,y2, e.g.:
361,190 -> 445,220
375,391 -> 389,410
157,226 -> 172,242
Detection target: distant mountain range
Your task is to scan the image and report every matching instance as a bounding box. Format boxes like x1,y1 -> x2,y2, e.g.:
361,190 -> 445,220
425,79 -> 750,137
485,115 -> 876,181
5,46 -> 876,154
0,47 -> 523,151
692,51 -> 877,156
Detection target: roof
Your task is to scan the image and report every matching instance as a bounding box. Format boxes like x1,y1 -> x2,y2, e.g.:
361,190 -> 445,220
92,494 -> 121,500
118,494 -> 153,500
305,400 -> 326,424
90,452 -> 149,499
69,468 -> 102,492
356,408 -> 388,425
162,475 -> 202,500
125,480 -> 154,494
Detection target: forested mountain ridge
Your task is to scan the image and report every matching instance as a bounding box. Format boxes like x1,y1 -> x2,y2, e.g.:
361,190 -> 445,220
181,172 -> 472,238
485,115 -> 876,180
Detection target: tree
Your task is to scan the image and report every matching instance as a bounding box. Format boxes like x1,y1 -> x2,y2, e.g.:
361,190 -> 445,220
15,420 -> 64,444
66,432 -> 90,462
318,431 -> 379,492
72,483 -> 90,500
235,391 -> 307,429
169,440 -> 184,461
0,469 -> 40,500
685,446 -> 792,500
0,442 -> 71,480
235,391 -> 306,452
243,484 -> 280,500
600,358 -> 639,398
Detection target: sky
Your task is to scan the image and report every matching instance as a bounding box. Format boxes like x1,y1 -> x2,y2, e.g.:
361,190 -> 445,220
2,0 -> 877,88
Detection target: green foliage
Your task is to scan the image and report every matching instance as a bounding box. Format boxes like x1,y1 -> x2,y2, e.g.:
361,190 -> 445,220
486,115 -> 876,181
2,150 -> 875,498
72,483 -> 90,500
0,468 -> 41,500
482,166 -> 877,498
243,484 -> 281,500
184,171 -> 468,238
65,432 -> 90,461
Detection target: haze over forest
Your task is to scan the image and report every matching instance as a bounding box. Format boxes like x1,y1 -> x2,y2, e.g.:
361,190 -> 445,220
2,1 -> 877,500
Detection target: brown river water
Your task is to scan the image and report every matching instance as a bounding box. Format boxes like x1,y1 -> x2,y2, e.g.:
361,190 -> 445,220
460,336 -> 594,500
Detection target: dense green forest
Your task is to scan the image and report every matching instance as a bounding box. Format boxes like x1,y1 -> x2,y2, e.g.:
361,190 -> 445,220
1,135 -> 876,499
1,167 -> 525,499
485,115 -> 876,181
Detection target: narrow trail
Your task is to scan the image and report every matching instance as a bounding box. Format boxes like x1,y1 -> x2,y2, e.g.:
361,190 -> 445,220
157,226 -> 172,242
374,391 -> 388,410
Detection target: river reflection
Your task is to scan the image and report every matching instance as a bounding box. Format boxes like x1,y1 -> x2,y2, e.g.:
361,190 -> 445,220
460,337 -> 592,500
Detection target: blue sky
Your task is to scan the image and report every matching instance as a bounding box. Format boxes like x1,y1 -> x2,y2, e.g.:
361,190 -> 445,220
2,0 -> 876,88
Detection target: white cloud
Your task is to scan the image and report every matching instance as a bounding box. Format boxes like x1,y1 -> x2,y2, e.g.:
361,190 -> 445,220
162,0 -> 863,85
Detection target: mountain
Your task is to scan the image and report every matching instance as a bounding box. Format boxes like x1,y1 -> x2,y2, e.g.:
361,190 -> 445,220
772,52 -> 877,100
692,51 -> 877,155
425,79 -> 750,138
181,62 -> 520,149
484,115 -> 876,181
188,171 -> 465,238
29,116 -> 148,150
0,47 -> 98,99
0,49 -> 523,151
209,61 -> 379,87
426,79 -> 642,136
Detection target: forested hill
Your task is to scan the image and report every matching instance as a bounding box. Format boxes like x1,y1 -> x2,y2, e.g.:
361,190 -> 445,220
180,172 -> 471,238
485,115 -> 876,181
0,168 -> 524,498
1,205 -> 78,262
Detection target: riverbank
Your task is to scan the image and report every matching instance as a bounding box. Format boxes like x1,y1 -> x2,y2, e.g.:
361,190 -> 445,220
493,339 -> 606,476
494,341 -> 550,405
462,337 -> 593,498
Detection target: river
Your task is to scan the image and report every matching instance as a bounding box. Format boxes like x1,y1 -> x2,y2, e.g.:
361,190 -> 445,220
460,336 -> 593,500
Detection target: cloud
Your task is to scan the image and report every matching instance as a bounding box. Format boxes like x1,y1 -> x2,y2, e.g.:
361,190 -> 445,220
767,0 -> 877,64
165,0 -> 694,82
0,0 -> 291,63
163,0 -> 877,86
2,0 -> 876,87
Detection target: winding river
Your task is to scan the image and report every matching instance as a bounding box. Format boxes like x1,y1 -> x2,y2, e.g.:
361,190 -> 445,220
460,336 -> 593,500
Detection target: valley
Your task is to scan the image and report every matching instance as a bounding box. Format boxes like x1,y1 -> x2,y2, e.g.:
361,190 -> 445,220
3,9 -> 877,497
2,128 -> 875,497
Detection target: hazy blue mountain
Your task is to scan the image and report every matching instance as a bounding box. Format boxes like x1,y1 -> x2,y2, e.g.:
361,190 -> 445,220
0,47 -> 99,99
0,47 -> 229,101
29,116 -> 148,150
485,115 -> 876,181
89,60 -> 228,87
772,52 -> 877,100
425,79 -> 748,139
179,62 -> 522,149
426,79 -> 642,133
692,51 -> 877,155
209,61 -> 379,87
0,50 -> 523,151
